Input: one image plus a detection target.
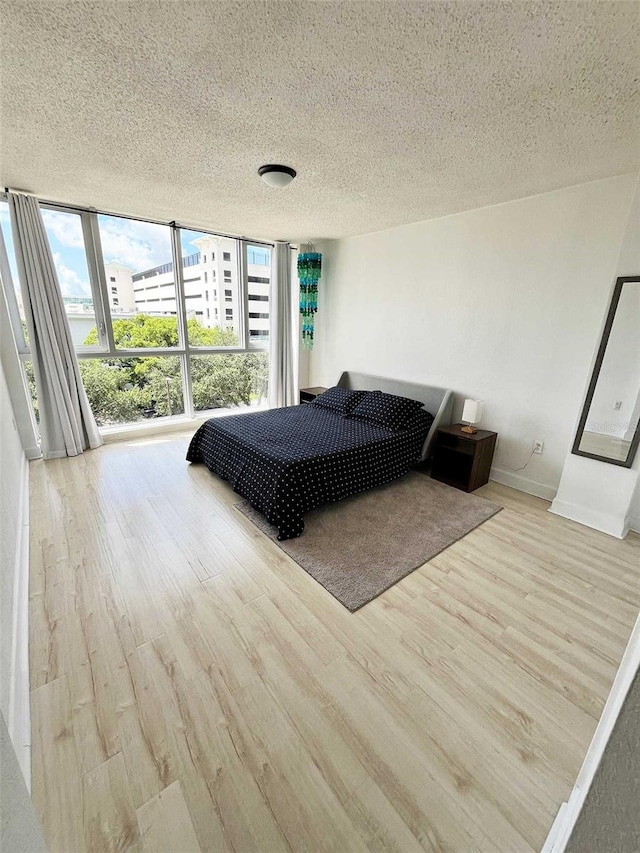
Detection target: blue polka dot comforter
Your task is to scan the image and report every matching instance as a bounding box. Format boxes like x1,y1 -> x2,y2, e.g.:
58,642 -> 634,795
186,404 -> 434,540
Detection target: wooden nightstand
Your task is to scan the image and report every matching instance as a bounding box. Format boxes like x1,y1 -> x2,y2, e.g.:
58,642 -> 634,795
299,386 -> 328,404
431,424 -> 498,492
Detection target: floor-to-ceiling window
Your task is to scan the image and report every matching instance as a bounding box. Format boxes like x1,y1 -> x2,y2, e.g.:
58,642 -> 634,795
0,196 -> 270,430
0,199 -> 39,422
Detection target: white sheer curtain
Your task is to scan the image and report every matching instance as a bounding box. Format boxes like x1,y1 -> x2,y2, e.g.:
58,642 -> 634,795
268,241 -> 296,408
9,192 -> 102,458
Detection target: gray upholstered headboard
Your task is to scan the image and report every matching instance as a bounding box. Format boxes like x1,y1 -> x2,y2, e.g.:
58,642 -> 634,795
336,371 -> 454,460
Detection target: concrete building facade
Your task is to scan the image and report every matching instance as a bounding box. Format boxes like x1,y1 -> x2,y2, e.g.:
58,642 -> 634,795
105,261 -> 136,312
103,235 -> 270,345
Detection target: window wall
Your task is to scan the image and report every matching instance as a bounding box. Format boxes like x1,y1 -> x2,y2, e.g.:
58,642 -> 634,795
247,244 -> 271,345
0,197 -> 271,428
0,201 -> 37,420
0,200 -> 28,346
41,208 -> 99,345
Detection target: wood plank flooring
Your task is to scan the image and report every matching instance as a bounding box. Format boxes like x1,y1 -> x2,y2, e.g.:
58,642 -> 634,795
29,433 -> 640,853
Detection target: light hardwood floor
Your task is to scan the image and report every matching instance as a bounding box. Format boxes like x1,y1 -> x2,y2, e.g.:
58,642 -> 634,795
29,433 -> 640,853
577,430 -> 632,462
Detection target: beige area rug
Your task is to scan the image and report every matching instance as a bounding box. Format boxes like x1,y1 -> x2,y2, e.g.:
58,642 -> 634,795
236,472 -> 502,611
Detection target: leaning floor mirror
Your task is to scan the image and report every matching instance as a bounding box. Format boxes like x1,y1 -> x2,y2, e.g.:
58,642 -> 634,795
572,276 -> 640,467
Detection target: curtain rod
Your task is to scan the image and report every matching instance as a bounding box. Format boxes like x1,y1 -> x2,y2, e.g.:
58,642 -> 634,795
3,188 -> 280,248
5,187 -> 39,198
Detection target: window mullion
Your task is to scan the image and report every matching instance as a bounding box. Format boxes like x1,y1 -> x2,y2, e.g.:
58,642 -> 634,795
85,212 -> 115,353
171,226 -> 193,418
0,224 -> 28,352
239,240 -> 249,350
81,347 -> 186,358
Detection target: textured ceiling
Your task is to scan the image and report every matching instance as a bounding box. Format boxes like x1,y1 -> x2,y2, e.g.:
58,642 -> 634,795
1,1 -> 639,241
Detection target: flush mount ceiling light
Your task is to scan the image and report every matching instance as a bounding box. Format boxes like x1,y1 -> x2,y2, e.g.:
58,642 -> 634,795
258,164 -> 297,188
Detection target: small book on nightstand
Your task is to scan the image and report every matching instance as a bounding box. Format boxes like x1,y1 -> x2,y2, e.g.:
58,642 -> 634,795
430,423 -> 498,492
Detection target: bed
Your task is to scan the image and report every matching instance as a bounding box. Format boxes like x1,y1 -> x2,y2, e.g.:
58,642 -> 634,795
187,372 -> 453,540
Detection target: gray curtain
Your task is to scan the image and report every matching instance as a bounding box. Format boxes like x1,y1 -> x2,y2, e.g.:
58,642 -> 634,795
8,192 -> 102,458
268,241 -> 296,408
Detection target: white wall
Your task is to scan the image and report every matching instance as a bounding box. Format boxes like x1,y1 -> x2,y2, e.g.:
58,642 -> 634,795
0,713 -> 46,852
0,351 -> 31,790
631,477 -> 640,533
551,178 -> 640,537
0,359 -> 26,721
309,174 -> 638,498
0,267 -> 35,785
0,255 -> 39,460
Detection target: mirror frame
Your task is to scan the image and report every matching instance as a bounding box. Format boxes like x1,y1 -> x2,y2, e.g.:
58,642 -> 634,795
572,275 -> 640,468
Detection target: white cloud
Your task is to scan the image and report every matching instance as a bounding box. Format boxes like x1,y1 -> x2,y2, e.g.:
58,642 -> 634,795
41,210 -> 85,249
40,209 -> 172,276
34,208 -> 173,278
53,252 -> 91,298
98,217 -> 172,272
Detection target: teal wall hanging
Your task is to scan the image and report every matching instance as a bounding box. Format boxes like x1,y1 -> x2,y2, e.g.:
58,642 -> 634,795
298,242 -> 322,349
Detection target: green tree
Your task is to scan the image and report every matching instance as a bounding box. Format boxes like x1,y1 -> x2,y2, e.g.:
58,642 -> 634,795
186,319 -> 237,348
82,315 -> 238,349
83,315 -> 179,349
190,353 -> 268,409
78,316 -> 268,425
24,359 -> 39,422
79,358 -> 153,424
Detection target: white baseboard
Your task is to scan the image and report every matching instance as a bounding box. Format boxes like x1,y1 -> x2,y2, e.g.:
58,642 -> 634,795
542,612 -> 640,852
541,802 -> 568,853
489,466 -> 556,501
548,497 -> 628,539
628,513 -> 640,534
8,452 -> 31,790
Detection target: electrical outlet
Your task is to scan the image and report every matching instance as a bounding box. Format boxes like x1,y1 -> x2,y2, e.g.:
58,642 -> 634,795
613,400 -> 623,411
533,440 -> 544,455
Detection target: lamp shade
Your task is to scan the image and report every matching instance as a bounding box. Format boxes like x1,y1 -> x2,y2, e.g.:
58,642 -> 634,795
462,398 -> 482,425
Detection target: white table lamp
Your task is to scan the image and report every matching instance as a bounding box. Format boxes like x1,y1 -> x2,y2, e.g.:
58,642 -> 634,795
461,399 -> 483,434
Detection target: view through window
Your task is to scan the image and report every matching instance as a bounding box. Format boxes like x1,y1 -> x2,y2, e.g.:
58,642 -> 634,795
0,200 -> 29,344
247,244 -> 271,345
41,209 -> 98,344
98,214 -> 178,345
180,229 -> 241,347
0,197 -> 271,428
0,201 -> 38,418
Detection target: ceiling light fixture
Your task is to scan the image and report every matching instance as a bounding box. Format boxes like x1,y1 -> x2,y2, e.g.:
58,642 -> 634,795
258,164 -> 297,188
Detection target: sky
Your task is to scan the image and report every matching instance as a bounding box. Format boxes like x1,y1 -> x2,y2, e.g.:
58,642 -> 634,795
0,202 -> 210,301
0,202 -> 21,296
44,212 -> 205,299
0,203 -> 267,305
